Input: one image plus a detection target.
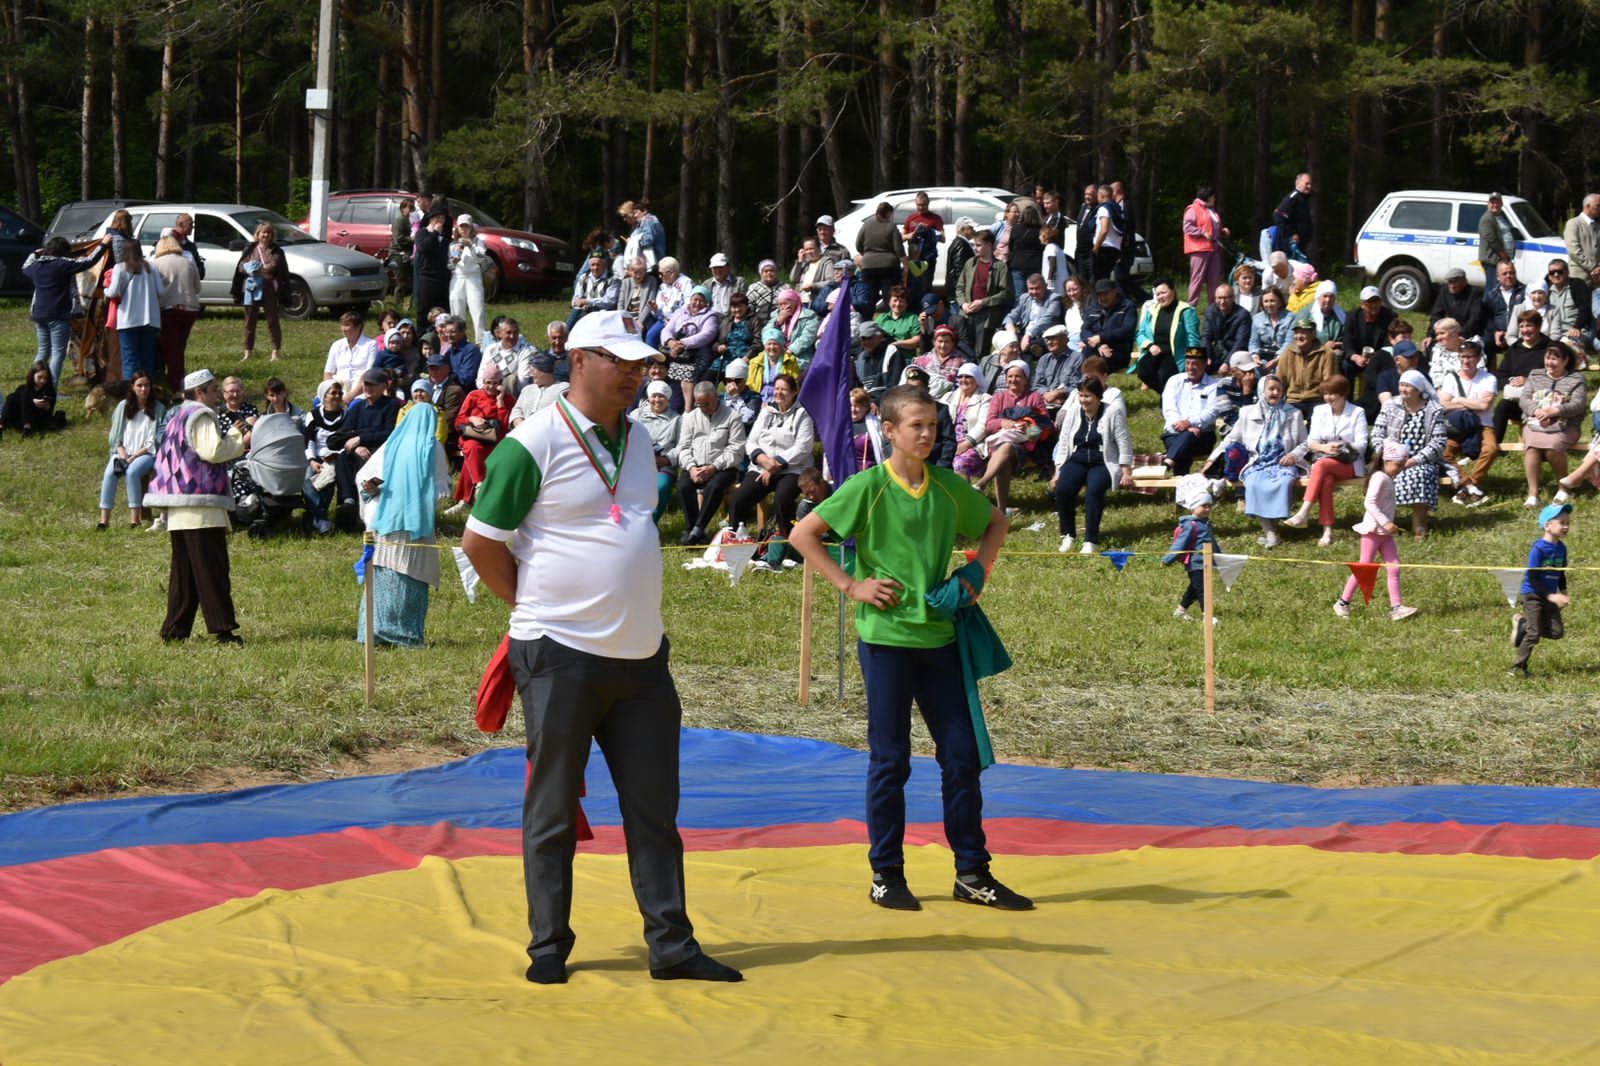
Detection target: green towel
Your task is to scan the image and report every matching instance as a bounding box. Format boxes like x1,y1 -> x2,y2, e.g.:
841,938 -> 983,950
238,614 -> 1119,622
924,560 -> 1012,769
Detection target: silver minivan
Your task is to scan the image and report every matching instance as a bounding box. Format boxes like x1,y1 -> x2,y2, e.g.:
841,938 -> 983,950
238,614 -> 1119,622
97,203 -> 386,319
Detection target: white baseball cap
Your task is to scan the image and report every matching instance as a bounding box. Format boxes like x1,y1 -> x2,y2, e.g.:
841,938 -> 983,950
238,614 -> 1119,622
455,213 -> 474,227
724,359 -> 750,379
708,252 -> 729,267
815,215 -> 835,228
1360,285 -> 1381,302
567,310 -> 660,360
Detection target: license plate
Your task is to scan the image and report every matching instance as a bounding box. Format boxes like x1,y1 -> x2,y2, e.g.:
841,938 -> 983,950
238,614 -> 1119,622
556,261 -> 575,272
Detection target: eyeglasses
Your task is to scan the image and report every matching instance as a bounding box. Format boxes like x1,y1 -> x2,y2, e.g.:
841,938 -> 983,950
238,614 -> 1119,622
1550,269 -> 1568,277
585,348 -> 645,374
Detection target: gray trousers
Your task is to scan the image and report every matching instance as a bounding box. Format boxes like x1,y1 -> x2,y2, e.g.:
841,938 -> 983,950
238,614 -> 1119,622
1515,592 -> 1564,669
509,635 -> 699,969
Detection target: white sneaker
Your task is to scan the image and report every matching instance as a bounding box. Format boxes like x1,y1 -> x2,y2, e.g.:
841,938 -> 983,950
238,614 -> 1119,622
1262,531 -> 1280,549
1057,535 -> 1075,554
1173,607 -> 1191,622
1390,605 -> 1419,622
1079,541 -> 1098,555
1333,599 -> 1351,619
1317,529 -> 1334,547
1462,485 -> 1487,507
1524,495 -> 1540,508
1281,508 -> 1310,529
1444,465 -> 1462,488
1554,488 -> 1572,504
147,514 -> 166,532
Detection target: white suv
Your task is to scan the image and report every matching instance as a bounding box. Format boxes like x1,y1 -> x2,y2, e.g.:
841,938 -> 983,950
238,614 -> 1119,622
831,187 -> 1153,291
1354,190 -> 1567,312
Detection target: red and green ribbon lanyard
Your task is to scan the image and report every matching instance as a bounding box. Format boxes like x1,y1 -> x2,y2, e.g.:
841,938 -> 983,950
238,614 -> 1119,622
555,398 -> 629,525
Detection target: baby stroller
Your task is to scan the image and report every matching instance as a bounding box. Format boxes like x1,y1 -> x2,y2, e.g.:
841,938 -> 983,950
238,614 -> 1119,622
238,412 -> 312,538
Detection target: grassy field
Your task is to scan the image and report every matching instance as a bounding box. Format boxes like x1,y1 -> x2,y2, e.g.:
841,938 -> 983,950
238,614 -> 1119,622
2,293 -> 1599,811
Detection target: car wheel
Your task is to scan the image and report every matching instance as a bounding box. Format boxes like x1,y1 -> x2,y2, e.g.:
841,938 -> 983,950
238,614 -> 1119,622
280,277 -> 315,320
1379,264 -> 1429,314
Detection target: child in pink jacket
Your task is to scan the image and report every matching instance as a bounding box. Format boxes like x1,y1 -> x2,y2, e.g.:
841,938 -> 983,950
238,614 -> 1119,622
1334,438 -> 1419,621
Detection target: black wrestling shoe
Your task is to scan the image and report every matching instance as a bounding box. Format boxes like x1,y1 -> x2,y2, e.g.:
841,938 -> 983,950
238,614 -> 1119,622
869,869 -> 922,911
650,952 -> 743,982
954,867 -> 1035,911
215,632 -> 245,647
526,955 -> 568,984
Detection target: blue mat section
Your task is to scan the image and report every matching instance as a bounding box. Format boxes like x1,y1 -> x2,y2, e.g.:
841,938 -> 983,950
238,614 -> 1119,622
5,728 -> 1600,867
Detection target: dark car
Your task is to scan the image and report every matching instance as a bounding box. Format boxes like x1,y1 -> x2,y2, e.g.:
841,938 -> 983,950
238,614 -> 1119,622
44,199 -> 158,243
0,205 -> 48,295
300,190 -> 577,296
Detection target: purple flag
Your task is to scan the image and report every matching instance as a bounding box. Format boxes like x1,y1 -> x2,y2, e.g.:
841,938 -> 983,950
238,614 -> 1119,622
797,310 -> 858,485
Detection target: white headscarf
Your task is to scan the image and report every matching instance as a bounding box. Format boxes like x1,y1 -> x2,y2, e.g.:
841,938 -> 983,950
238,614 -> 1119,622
1399,368 -> 1437,403
957,361 -> 987,392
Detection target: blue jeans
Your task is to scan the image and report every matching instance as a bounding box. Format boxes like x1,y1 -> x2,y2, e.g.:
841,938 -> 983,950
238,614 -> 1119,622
36,319 -> 72,384
858,640 -> 989,875
119,326 -> 160,381
99,453 -> 156,510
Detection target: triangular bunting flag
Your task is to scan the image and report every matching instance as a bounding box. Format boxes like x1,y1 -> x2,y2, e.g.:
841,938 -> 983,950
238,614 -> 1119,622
1100,550 -> 1134,572
720,541 -> 758,586
453,547 -> 481,604
1213,552 -> 1248,592
1346,561 -> 1380,604
1491,568 -> 1525,607
354,543 -> 374,585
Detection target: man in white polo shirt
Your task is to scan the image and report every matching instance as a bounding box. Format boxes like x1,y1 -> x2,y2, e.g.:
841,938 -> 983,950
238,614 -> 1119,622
322,310 -> 378,393
461,309 -> 742,987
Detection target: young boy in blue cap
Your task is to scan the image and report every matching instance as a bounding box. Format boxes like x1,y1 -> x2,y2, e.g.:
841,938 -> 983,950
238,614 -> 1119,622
1512,502 -> 1572,677
788,384 -> 1031,912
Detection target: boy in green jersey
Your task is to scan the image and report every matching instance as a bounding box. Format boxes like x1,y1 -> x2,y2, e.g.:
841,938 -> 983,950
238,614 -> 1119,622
790,385 -> 1032,912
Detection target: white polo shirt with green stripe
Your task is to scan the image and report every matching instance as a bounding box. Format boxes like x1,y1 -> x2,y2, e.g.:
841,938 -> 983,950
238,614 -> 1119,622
465,397 -> 665,659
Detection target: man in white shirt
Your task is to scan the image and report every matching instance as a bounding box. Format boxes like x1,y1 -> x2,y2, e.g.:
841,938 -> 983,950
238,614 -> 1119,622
323,310 -> 378,393
1438,338 -> 1498,506
460,310 -> 741,987
1160,349 -> 1221,474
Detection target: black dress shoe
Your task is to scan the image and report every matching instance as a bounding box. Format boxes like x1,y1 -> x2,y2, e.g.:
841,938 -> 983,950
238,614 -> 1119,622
650,952 -> 743,982
526,956 -> 568,984
215,632 -> 246,647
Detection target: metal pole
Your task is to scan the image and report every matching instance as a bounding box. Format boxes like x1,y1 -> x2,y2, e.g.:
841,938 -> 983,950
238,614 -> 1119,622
306,0 -> 336,240
798,562 -> 814,704
1202,541 -> 1216,715
837,588 -> 845,700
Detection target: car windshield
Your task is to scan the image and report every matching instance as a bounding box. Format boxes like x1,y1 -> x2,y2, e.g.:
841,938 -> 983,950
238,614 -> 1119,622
450,200 -> 504,230
230,209 -> 319,245
1510,202 -> 1558,239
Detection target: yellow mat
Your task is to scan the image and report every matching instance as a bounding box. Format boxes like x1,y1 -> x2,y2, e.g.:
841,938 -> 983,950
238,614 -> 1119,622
4,844 -> 1600,1065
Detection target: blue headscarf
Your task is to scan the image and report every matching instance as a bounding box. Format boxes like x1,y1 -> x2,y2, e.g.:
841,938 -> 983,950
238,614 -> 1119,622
374,402 -> 438,539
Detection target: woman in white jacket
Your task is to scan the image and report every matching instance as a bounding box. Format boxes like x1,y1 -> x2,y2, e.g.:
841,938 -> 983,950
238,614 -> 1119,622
947,361 -> 994,480
1049,378 -> 1134,554
727,373 -> 816,537
448,215 -> 492,343
1215,373 -> 1307,548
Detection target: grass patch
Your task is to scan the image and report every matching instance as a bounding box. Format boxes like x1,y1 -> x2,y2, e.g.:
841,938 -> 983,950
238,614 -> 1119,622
2,295 -> 1599,808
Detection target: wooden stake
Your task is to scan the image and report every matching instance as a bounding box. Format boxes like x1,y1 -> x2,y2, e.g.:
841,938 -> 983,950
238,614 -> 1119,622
1202,541 -> 1216,715
798,561 -> 814,704
364,555 -> 377,709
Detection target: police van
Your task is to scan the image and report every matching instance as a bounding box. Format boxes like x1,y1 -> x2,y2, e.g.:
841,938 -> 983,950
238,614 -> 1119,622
1353,190 -> 1568,312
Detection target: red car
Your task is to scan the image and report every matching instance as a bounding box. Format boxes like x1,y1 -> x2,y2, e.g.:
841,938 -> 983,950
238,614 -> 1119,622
300,190 -> 576,296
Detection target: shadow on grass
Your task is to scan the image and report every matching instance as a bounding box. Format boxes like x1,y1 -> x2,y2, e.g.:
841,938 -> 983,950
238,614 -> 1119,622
1034,883 -> 1291,906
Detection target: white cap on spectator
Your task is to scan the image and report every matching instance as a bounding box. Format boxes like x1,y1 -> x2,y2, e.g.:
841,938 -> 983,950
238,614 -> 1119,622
1042,324 -> 1070,340
724,359 -> 749,379
709,252 -> 729,267
956,216 -> 977,231
991,329 -> 1019,351
815,215 -> 835,228
455,213 -> 473,227
568,310 -> 659,360
1228,351 -> 1256,371
645,381 -> 672,399
183,369 -> 215,391
1360,285 -> 1381,302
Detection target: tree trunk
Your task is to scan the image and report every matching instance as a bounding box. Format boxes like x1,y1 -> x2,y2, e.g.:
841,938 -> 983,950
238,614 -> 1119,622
373,50 -> 388,186
1253,81 -> 1271,227
1094,0 -> 1118,181
1430,1 -> 1445,167
643,0 -> 660,199
1345,0 -> 1365,264
234,46 -> 245,202
908,1 -> 930,185
953,53 -> 971,185
111,19 -> 127,199
427,0 -> 444,146
155,11 -> 175,200
1368,0 -> 1390,208
677,0 -> 701,268
875,0 -> 895,190
933,46 -> 948,186
402,0 -> 427,189
798,121 -> 815,230
522,0 -> 554,228
713,2 -> 735,257
182,91 -> 197,199
1518,0 -> 1542,196
80,14 -> 95,200
775,121 -> 792,261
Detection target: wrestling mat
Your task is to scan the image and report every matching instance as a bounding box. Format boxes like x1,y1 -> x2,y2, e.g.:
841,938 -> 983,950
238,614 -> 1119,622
4,728 -> 1600,1064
